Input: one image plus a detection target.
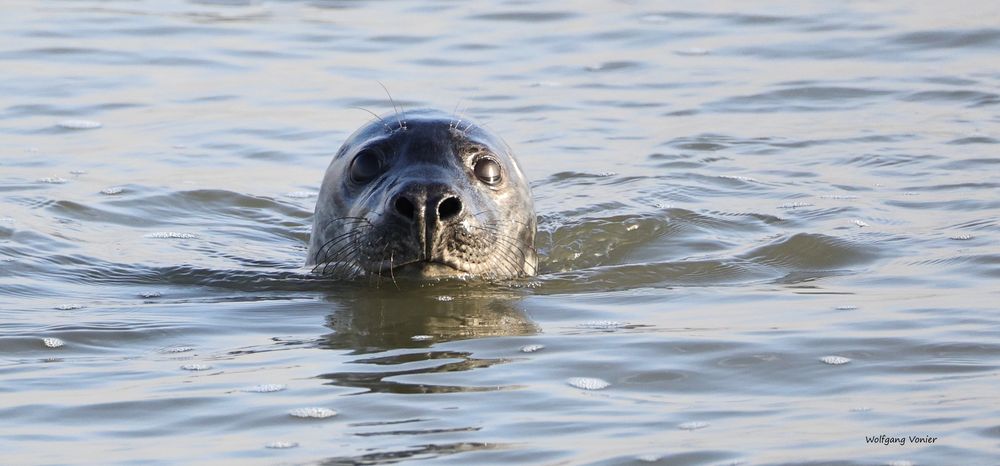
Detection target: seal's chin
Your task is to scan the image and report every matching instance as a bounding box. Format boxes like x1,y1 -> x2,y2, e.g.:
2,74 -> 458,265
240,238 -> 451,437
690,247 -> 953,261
388,260 -> 470,279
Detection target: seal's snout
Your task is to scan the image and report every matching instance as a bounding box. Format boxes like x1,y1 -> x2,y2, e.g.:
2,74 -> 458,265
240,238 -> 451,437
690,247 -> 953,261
389,182 -> 467,268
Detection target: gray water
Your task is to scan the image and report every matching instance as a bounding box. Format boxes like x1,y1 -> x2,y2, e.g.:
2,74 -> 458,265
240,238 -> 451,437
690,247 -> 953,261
2,1 -> 999,465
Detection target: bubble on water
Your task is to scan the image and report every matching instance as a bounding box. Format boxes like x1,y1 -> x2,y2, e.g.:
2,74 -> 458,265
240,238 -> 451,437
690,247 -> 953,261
520,344 -> 545,353
70,170 -> 87,175
101,187 -> 125,195
139,291 -> 162,298
434,295 -> 454,302
886,461 -> 915,466
38,177 -> 68,184
180,363 -> 211,371
285,191 -> 317,199
411,335 -> 433,341
950,234 -> 973,240
0,217 -> 14,223
598,171 -> 617,177
57,119 -> 102,129
144,232 -> 198,239
579,320 -> 625,329
160,346 -> 194,354
566,377 -> 610,390
678,421 -> 709,431
779,202 -> 813,209
850,406 -> 872,412
289,407 -> 337,419
242,384 -> 287,393
626,224 -> 639,231
821,194 -> 860,200
43,337 -> 65,348
528,81 -> 562,88
853,219 -> 870,227
820,355 -> 851,365
835,305 -> 858,311
54,304 -> 85,310
265,441 -> 299,449
636,454 -> 663,462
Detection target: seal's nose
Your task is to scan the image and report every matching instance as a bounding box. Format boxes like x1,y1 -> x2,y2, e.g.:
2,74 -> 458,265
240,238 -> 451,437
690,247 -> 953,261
393,196 -> 416,220
437,196 -> 462,221
390,184 -> 463,225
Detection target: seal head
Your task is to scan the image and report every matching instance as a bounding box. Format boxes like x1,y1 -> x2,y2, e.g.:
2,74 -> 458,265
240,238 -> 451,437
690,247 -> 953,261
308,109 -> 536,280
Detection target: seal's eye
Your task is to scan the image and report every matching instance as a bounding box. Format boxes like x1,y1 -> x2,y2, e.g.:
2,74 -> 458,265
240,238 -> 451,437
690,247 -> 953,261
473,157 -> 502,185
350,149 -> 382,184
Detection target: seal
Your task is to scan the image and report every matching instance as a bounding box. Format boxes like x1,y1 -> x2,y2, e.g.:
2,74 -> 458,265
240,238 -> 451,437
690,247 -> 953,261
307,108 -> 537,280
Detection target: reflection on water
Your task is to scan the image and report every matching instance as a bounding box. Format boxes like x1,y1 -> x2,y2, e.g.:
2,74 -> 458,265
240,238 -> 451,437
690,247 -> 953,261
321,286 -> 537,353
2,0 -> 999,464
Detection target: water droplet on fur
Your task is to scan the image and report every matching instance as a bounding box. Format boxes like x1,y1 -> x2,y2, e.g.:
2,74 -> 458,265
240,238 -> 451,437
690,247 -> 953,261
289,407 -> 337,419
821,355 -> 851,365
567,377 -> 610,390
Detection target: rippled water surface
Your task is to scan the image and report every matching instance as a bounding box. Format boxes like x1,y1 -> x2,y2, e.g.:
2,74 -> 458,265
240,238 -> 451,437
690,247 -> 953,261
2,1 -> 999,465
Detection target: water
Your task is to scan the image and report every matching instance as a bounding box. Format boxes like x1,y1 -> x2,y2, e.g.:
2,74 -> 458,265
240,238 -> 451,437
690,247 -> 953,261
2,1 -> 998,464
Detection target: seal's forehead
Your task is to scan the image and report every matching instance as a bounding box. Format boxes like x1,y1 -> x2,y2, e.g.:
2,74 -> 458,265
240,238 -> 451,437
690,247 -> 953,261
343,109 -> 506,156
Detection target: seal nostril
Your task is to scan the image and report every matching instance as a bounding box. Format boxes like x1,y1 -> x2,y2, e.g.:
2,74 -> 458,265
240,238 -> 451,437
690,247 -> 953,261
394,196 -> 415,220
438,196 -> 462,221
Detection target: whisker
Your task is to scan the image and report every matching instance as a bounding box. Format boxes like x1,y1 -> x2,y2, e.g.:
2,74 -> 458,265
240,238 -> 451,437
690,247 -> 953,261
350,106 -> 391,133
375,80 -> 406,131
